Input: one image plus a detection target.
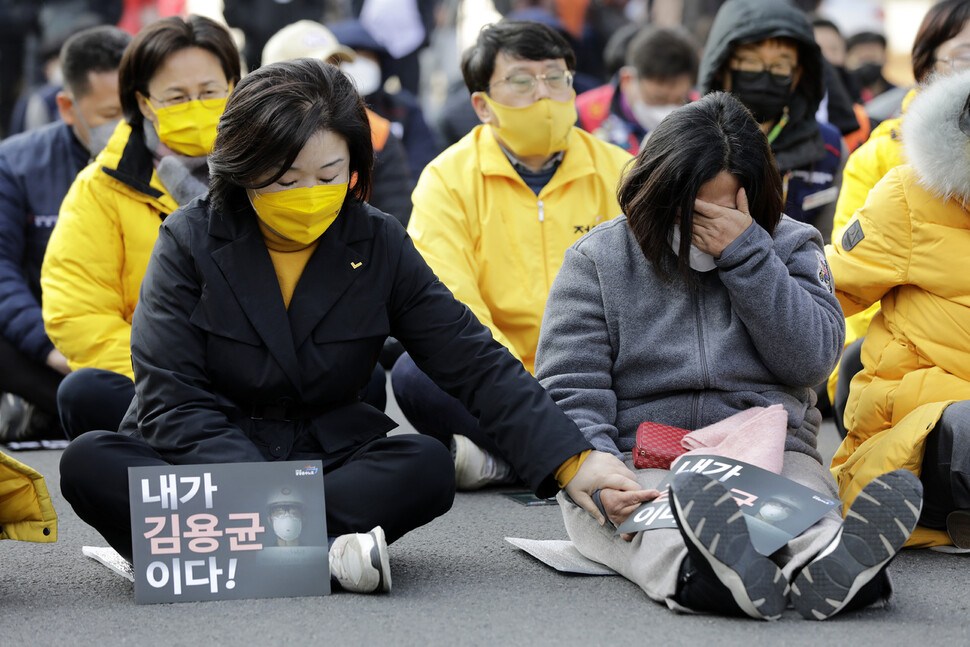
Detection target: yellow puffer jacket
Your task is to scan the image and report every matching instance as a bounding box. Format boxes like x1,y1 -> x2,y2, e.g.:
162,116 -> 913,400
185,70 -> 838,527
0,450 -> 57,542
826,72 -> 970,547
408,125 -> 631,373
41,120 -> 178,380
826,90 -> 915,401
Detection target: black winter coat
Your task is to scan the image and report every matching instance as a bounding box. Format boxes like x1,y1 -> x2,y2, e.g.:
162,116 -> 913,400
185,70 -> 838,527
120,195 -> 590,497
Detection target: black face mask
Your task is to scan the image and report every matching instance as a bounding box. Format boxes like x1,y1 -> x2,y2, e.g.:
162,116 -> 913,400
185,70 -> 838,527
730,69 -> 793,123
852,62 -> 885,87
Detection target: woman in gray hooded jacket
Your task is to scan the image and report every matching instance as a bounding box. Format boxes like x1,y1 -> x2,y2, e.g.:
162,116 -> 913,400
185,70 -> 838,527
535,92 -> 923,620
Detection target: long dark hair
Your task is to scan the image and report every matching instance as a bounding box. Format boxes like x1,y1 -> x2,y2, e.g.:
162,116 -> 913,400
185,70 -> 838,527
208,58 -> 374,213
119,15 -> 241,129
618,91 -> 784,284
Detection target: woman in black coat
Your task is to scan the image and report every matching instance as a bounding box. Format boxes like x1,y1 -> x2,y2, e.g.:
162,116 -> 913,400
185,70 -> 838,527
59,58 -> 641,593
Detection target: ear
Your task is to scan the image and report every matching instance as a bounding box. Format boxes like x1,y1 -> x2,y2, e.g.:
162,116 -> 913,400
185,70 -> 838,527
55,91 -> 78,126
618,65 -> 637,92
136,91 -> 157,125
471,91 -> 495,126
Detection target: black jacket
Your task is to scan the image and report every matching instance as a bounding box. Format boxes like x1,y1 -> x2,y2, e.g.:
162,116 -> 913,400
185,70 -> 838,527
120,195 -> 590,497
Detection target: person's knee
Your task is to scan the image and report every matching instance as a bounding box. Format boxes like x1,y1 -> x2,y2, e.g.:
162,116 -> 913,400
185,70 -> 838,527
940,400 -> 970,439
59,430 -> 115,502
398,434 -> 455,516
389,352 -> 419,405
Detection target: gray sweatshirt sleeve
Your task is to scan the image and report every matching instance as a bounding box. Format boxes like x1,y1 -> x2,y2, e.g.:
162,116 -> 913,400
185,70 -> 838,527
715,220 -> 846,388
535,247 -> 623,458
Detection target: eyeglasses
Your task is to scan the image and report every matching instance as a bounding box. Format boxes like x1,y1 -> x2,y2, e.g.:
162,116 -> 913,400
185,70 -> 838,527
730,57 -> 796,87
938,49 -> 970,72
489,70 -> 575,95
148,87 -> 230,112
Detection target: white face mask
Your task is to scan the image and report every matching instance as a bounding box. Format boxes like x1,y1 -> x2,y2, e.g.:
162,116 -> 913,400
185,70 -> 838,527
271,514 -> 303,542
341,57 -> 383,96
669,227 -> 717,272
630,100 -> 680,132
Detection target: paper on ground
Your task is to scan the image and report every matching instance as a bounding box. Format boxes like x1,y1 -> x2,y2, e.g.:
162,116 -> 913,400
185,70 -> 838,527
83,545 -> 134,582
505,537 -> 617,575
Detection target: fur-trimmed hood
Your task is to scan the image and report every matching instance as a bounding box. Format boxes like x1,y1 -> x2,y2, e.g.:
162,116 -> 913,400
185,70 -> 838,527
903,69 -> 970,201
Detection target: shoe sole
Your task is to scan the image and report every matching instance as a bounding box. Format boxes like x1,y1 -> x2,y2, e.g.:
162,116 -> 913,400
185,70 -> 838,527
791,469 -> 923,620
368,526 -> 392,593
946,511 -> 970,549
670,472 -> 788,621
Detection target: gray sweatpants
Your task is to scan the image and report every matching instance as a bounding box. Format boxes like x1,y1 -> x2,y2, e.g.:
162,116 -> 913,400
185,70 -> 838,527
559,451 -> 845,612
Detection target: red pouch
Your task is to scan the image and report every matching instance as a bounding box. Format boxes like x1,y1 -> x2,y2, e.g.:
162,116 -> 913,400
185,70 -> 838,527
633,421 -> 691,470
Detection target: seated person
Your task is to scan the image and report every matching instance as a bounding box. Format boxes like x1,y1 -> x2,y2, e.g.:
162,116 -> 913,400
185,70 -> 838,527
535,92 -> 922,621
391,20 -> 632,490
0,25 -> 130,441
58,59 -> 638,594
827,69 -> 970,550
577,26 -> 698,154
698,0 -> 844,238
41,16 -> 242,440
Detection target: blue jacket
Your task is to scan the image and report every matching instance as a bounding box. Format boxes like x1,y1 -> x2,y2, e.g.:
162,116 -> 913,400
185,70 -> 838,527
0,121 -> 89,361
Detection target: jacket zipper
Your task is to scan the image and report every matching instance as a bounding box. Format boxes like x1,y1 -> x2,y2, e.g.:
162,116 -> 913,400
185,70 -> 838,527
538,199 -> 549,289
691,289 -> 710,429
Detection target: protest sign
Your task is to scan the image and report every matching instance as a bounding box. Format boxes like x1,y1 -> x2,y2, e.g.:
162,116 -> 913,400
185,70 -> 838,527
615,454 -> 839,556
128,460 -> 328,604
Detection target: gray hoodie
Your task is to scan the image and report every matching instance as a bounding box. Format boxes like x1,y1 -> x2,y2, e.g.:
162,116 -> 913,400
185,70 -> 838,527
535,215 -> 845,465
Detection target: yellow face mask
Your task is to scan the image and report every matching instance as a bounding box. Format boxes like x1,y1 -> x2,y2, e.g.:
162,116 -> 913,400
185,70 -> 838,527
482,93 -> 577,157
248,183 -> 349,245
147,97 -> 227,157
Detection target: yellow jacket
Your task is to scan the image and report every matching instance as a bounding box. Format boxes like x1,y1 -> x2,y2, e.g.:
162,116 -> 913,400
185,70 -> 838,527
826,90 -> 915,401
41,121 -> 178,380
0,450 -> 57,542
826,73 -> 970,547
408,125 -> 631,373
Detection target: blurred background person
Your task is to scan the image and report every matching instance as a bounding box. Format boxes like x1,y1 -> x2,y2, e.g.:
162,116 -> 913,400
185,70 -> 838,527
0,25 -> 131,443
845,30 -> 895,103
328,18 -> 441,182
41,15 -> 241,440
828,0 -> 970,438
577,26 -> 699,154
812,15 -> 871,152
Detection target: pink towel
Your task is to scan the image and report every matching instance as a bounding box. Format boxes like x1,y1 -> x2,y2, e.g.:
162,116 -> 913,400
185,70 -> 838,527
680,404 -> 788,474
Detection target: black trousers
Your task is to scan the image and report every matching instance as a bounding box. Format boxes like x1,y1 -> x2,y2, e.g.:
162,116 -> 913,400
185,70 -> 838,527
57,367 -> 388,440
57,368 -> 135,440
0,335 -> 63,416
919,400 -> 970,529
60,430 -> 455,562
833,337 -> 865,439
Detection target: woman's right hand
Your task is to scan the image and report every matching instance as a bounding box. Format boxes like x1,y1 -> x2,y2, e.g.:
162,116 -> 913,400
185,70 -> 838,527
564,451 -> 657,529
600,488 -> 661,541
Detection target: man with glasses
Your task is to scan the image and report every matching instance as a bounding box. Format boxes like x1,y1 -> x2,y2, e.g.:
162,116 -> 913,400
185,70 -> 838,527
0,25 -> 131,442
392,20 -> 632,490
698,0 -> 845,239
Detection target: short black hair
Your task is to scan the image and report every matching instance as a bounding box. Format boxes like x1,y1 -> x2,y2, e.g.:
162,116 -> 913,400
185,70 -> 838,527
603,22 -> 641,77
811,17 -> 842,36
913,0 -> 970,82
119,15 -> 241,129
208,58 -> 373,214
845,30 -> 887,52
618,92 -> 783,285
461,20 -> 576,94
60,25 -> 132,98
627,27 -> 699,83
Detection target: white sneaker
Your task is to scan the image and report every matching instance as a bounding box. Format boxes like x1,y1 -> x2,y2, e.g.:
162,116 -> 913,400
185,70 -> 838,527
329,526 -> 391,593
451,434 -> 515,491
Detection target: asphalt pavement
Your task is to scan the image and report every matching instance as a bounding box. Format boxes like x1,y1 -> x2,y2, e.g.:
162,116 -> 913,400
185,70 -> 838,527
4,383 -> 969,646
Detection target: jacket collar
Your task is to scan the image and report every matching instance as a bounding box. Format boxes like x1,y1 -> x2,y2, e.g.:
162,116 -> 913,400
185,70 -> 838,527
903,70 -> 970,202
476,124 -> 597,197
97,120 -> 179,214
207,194 -> 374,392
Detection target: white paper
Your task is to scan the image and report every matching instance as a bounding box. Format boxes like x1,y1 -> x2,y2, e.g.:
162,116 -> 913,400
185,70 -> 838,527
505,537 -> 617,575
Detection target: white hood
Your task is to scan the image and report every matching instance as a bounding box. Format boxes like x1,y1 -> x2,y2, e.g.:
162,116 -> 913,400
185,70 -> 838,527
903,69 -> 970,202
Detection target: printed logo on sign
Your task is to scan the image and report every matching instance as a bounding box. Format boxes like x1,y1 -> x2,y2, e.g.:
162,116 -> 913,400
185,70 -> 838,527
812,495 -> 836,506
295,465 -> 319,476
